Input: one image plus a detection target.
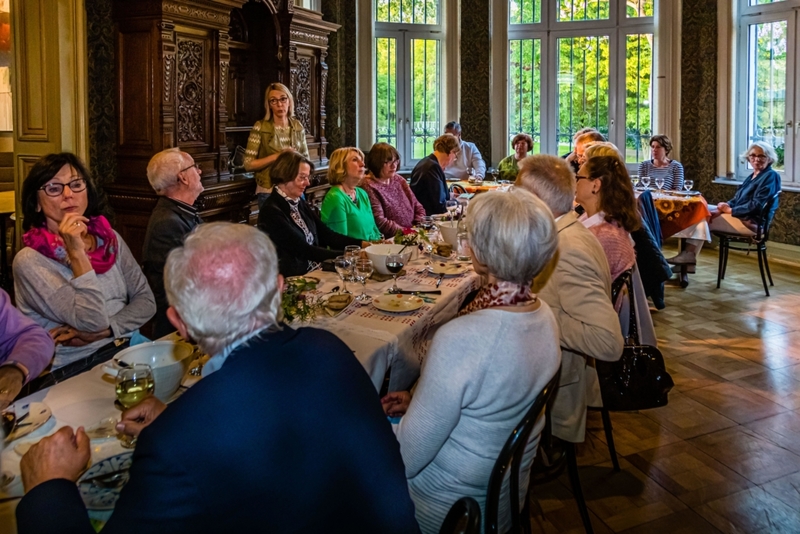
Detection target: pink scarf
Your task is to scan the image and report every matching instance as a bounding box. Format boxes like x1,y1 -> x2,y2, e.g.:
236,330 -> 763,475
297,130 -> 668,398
23,215 -> 118,275
458,281 -> 537,317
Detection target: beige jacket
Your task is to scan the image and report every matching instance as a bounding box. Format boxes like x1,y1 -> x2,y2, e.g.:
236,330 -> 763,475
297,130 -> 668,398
534,211 -> 624,443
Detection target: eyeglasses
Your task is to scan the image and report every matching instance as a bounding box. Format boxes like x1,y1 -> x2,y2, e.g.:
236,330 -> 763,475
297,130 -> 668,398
268,96 -> 289,106
575,175 -> 591,182
383,159 -> 399,165
39,179 -> 87,197
747,154 -> 768,161
179,162 -> 200,174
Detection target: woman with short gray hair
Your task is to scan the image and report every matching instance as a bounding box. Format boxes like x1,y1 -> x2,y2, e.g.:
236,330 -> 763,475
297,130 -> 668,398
381,191 -> 562,533
709,140 -> 781,237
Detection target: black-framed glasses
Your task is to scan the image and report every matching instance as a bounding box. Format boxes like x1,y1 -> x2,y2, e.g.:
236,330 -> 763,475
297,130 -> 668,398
268,96 -> 289,106
39,179 -> 87,197
179,162 -> 200,174
575,175 -> 591,182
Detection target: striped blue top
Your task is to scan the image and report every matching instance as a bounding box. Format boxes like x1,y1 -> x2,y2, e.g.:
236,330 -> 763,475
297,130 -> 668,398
637,159 -> 685,191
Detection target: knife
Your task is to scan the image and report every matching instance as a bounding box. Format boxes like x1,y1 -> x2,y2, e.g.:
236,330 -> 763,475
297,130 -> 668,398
436,273 -> 445,288
393,290 -> 442,295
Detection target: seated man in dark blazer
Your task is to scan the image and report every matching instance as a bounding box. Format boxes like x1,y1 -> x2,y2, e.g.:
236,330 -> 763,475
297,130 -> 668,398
142,148 -> 204,338
409,133 -> 460,215
17,223 -> 420,534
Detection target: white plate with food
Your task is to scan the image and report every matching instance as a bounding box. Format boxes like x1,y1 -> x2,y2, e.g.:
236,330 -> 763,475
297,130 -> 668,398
4,402 -> 53,442
372,294 -> 425,313
428,262 -> 471,276
320,293 -> 355,317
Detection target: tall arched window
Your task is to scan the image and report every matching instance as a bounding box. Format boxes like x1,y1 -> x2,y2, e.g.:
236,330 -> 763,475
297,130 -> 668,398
505,0 -> 655,166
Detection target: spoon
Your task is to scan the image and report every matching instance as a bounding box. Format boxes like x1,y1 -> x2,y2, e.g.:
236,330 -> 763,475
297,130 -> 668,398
80,469 -> 130,489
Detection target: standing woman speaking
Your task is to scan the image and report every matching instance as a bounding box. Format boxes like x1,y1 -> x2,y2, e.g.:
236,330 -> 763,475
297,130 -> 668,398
244,83 -> 309,209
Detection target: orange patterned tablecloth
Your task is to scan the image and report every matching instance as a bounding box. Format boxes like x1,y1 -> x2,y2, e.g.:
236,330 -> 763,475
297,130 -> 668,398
650,191 -> 711,238
450,181 -> 507,194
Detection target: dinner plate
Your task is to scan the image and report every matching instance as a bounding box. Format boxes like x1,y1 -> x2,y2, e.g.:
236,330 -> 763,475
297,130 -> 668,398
429,262 -> 470,276
78,452 -> 134,510
6,402 -> 52,442
285,276 -> 321,286
372,295 -> 425,313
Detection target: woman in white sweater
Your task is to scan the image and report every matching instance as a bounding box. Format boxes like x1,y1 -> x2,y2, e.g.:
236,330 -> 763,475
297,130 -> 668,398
382,191 -> 562,533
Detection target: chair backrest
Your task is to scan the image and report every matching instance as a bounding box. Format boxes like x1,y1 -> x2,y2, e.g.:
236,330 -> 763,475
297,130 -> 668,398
611,269 -> 633,308
439,496 -> 482,534
485,367 -> 562,534
450,183 -> 467,196
758,190 -> 782,241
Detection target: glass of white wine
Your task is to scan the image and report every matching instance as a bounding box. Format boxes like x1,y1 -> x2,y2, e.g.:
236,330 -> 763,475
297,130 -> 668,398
684,179 -> 694,192
115,364 -> 155,448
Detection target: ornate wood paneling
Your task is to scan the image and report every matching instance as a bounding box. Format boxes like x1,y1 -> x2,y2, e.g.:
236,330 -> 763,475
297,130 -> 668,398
176,36 -> 208,145
16,0 -> 48,142
118,28 -> 154,148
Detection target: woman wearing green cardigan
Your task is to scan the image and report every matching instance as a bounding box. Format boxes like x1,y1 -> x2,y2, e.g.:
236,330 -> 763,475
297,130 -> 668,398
321,148 -> 382,242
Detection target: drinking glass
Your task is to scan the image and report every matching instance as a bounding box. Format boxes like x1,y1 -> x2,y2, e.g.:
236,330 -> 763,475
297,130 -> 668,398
445,200 -> 458,219
115,364 -> 155,448
344,245 -> 361,282
334,256 -> 352,294
354,259 -> 374,305
456,232 -> 471,261
655,176 -> 665,192
640,176 -> 651,190
684,180 -> 694,192
386,253 -> 405,293
630,175 -> 640,189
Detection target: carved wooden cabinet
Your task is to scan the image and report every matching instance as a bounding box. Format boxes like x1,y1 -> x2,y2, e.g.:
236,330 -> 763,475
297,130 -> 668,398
106,0 -> 338,262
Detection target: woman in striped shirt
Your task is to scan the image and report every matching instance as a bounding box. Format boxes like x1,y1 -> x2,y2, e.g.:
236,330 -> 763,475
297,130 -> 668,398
637,135 -> 684,191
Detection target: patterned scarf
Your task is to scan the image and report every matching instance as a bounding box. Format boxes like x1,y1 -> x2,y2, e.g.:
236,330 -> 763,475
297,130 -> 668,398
23,215 -> 118,275
458,280 -> 537,317
275,186 -> 319,272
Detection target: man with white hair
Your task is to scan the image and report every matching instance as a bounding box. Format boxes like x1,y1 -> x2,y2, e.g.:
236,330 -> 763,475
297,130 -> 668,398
17,223 -> 420,533
516,155 -> 623,445
142,148 -> 204,337
442,121 -> 486,181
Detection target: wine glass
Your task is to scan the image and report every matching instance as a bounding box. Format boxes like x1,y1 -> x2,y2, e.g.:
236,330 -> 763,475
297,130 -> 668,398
630,175 -> 640,190
684,179 -> 694,192
354,259 -> 374,305
445,200 -> 458,220
640,176 -> 651,190
115,364 -> 155,448
334,255 -> 352,294
344,245 -> 361,282
386,253 -> 405,293
655,176 -> 665,192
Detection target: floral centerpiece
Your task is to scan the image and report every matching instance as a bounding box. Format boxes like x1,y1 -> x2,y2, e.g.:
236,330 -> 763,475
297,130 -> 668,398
281,277 -> 322,323
394,227 -> 431,247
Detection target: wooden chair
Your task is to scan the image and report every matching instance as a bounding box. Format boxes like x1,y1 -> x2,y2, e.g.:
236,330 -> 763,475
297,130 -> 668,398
713,191 -> 781,296
485,367 -> 561,534
439,497 -> 481,534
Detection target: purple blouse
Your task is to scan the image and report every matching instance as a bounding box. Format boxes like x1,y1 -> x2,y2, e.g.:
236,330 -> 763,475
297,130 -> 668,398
0,289 -> 54,383
361,174 -> 427,238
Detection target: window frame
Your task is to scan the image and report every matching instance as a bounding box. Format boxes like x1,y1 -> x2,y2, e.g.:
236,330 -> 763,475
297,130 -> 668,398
734,0 -> 800,183
502,0 -> 656,171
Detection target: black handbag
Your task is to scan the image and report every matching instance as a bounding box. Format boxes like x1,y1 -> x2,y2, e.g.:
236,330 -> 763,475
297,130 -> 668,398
596,272 -> 674,411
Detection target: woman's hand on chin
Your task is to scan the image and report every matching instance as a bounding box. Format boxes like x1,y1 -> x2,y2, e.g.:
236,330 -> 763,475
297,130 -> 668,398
58,212 -> 90,255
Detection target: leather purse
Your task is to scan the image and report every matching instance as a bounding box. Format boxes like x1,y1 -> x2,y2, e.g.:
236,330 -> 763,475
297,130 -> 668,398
596,272 -> 674,411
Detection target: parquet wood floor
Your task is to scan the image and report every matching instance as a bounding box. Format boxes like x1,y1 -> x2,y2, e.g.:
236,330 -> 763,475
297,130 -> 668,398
529,244 -> 800,533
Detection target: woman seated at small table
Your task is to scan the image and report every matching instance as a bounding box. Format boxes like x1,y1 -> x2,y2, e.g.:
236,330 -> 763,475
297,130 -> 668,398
576,155 -> 639,281
381,190 -> 562,533
258,151 -> 366,277
710,141 -> 781,237
362,142 -> 426,238
497,133 -> 533,182
13,153 -> 155,382
410,133 -> 460,215
637,134 -> 684,191
320,147 -> 382,242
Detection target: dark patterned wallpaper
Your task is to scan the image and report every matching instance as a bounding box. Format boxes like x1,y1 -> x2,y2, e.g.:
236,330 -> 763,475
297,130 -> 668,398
459,0 -> 491,163
681,0 -> 800,245
321,0 -> 356,152
85,0 -> 117,185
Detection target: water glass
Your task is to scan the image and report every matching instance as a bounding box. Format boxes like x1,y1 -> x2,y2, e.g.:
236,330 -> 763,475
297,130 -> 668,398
445,200 -> 458,219
456,232 -> 471,261
684,180 -> 694,192
334,256 -> 352,294
630,175 -> 640,189
354,259 -> 374,305
640,176 -> 651,190
655,177 -> 665,192
344,245 -> 361,282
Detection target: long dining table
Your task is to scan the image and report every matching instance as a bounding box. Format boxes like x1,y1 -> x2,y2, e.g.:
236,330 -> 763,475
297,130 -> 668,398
0,254 -> 481,532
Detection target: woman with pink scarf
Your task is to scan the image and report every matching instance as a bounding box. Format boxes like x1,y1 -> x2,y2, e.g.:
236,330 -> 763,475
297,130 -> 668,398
13,153 -> 155,382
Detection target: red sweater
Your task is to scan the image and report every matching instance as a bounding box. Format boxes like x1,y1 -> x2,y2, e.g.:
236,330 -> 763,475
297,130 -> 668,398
361,174 -> 427,238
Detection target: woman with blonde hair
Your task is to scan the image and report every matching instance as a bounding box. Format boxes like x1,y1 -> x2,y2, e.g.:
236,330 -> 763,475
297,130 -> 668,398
244,83 -> 309,209
320,148 -> 382,241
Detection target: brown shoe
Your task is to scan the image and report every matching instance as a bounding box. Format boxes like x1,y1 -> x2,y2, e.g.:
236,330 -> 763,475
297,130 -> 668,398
666,250 -> 697,265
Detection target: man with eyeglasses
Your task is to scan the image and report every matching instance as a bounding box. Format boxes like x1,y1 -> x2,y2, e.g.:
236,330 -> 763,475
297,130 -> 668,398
142,148 -> 204,338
